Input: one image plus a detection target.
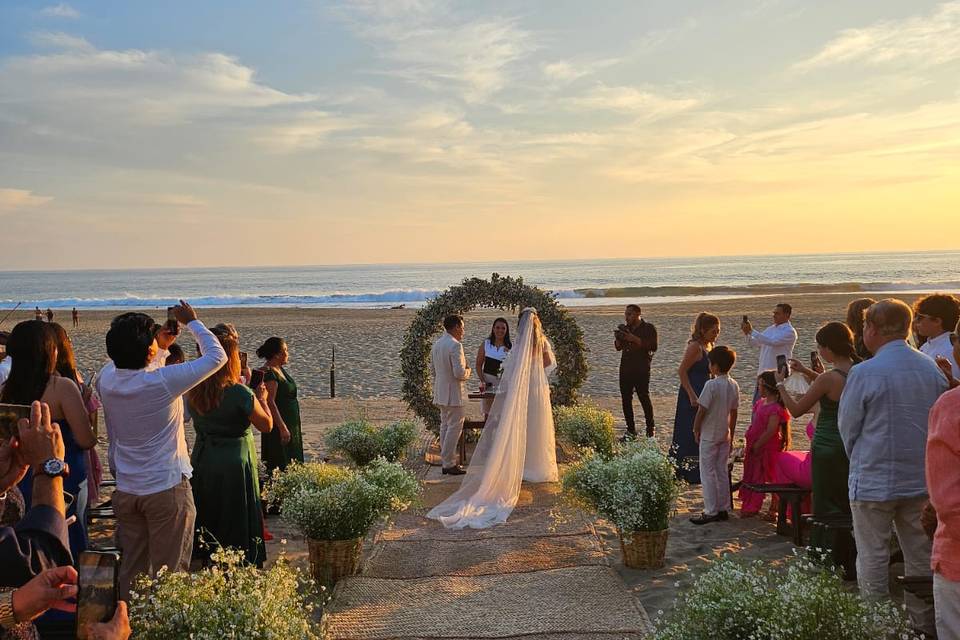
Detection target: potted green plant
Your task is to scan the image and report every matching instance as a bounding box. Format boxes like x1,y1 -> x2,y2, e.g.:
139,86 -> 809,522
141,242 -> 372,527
553,404 -> 616,458
324,419 -> 419,466
562,439 -> 681,569
275,459 -> 420,585
130,548 -> 320,639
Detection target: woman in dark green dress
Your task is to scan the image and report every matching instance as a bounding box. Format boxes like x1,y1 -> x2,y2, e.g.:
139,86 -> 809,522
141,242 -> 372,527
189,328 -> 273,567
775,322 -> 858,561
257,337 -> 304,474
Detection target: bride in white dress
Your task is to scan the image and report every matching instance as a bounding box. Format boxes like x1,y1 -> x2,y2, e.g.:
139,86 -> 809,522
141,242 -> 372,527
427,307 -> 559,529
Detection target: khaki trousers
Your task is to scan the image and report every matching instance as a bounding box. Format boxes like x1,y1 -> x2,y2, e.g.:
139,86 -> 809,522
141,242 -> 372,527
699,438 -> 731,516
113,477 -> 196,599
850,496 -> 934,634
936,573 -> 960,640
438,405 -> 465,468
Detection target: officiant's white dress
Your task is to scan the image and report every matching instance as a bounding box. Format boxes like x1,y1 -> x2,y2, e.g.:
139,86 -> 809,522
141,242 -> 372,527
427,308 -> 558,529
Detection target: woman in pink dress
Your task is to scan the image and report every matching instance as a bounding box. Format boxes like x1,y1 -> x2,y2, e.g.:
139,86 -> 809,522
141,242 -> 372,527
739,370 -> 791,516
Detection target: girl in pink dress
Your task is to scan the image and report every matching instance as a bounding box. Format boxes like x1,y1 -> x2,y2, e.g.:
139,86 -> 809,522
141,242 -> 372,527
739,371 -> 791,516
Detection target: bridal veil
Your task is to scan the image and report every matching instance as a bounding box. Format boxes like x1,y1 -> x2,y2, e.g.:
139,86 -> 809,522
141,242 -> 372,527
427,308 -> 558,529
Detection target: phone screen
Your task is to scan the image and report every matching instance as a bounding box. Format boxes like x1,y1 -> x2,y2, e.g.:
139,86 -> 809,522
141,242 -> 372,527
0,403 -> 31,440
76,551 -> 119,639
249,369 -> 264,388
776,354 -> 789,377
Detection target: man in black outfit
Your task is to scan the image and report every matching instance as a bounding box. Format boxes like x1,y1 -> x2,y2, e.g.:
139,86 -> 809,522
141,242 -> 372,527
615,304 -> 658,439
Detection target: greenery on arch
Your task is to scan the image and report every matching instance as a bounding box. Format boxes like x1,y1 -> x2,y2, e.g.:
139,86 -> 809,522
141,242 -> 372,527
400,274 -> 589,432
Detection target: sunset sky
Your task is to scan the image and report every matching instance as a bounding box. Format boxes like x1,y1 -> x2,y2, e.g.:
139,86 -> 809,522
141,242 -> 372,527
0,1 -> 958,270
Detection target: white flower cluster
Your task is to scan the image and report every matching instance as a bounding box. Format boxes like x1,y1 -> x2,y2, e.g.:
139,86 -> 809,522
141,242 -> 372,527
652,553 -> 920,640
324,419 -> 419,466
279,458 -> 421,541
562,438 -> 681,533
129,548 -> 321,639
554,404 -> 616,458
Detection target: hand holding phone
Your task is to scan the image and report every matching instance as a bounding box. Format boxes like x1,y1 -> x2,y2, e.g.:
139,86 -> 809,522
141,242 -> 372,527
239,351 -> 248,368
776,354 -> 790,378
76,551 -> 119,640
249,369 -> 265,389
810,350 -> 825,373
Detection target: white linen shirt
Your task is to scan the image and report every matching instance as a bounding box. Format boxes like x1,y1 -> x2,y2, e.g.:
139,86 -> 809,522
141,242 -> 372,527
747,322 -> 798,373
97,320 -> 227,496
920,331 -> 960,379
697,374 -> 740,441
0,357 -> 10,386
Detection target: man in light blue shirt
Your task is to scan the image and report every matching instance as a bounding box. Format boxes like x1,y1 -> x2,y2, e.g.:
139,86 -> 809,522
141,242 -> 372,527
838,299 -> 949,635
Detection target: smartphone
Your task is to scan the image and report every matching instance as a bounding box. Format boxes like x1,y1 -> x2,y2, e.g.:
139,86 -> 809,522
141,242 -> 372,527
742,315 -> 749,324
249,369 -> 265,388
76,551 -> 120,639
0,403 -> 31,440
810,350 -> 823,369
239,351 -> 248,368
165,306 -> 180,334
776,354 -> 790,377
950,332 -> 959,346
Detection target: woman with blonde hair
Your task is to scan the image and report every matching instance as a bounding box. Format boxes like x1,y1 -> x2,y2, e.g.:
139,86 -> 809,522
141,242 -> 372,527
671,312 -> 720,484
188,327 -> 272,566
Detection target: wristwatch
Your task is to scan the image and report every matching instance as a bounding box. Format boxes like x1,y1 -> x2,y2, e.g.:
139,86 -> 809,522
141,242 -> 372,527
39,458 -> 68,478
0,590 -> 17,629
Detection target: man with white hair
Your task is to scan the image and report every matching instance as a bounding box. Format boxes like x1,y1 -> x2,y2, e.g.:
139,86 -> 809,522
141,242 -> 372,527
838,298 -> 948,636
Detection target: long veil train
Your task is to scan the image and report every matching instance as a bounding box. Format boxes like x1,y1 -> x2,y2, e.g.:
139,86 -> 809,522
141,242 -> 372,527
427,308 -> 558,529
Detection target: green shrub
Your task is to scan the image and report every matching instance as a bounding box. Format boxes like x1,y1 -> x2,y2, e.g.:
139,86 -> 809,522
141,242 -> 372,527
280,458 -> 420,541
651,554 -> 918,640
130,548 -> 320,639
324,419 -> 419,466
554,404 -> 616,457
562,439 -> 681,533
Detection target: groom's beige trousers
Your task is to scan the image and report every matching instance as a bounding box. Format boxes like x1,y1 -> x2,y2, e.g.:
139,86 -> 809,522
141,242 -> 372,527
438,404 -> 465,468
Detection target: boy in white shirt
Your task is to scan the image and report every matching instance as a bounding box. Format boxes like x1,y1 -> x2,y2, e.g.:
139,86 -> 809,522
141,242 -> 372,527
690,346 -> 740,525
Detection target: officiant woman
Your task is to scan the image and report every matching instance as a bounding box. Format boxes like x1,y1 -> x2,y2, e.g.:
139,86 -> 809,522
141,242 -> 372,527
476,318 -> 511,416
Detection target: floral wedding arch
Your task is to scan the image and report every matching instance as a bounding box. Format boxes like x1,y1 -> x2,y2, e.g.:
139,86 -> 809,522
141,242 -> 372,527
400,274 -> 589,431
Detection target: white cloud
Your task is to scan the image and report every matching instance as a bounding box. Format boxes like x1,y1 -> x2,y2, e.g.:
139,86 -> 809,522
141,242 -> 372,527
571,84 -> 702,118
541,58 -> 620,84
339,1 -> 535,102
29,31 -> 92,50
254,110 -> 361,153
0,188 -> 53,211
40,3 -> 79,19
795,2 -> 960,71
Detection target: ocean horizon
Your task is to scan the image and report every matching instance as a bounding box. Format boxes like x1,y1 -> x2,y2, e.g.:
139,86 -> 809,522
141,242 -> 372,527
2,250 -> 958,311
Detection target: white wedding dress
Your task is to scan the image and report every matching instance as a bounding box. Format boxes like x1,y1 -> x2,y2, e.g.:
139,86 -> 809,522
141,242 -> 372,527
427,308 -> 559,529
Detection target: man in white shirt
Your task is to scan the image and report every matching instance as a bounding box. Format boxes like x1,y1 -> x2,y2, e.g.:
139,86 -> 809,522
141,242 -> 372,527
0,332 -> 10,386
741,303 -> 798,397
96,300 -> 226,598
914,293 -> 960,379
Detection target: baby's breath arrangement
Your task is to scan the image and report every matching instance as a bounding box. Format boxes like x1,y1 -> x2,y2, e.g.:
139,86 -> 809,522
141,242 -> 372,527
266,461 -> 351,506
651,553 -> 918,640
324,419 -> 419,466
563,439 -> 681,533
554,404 -> 616,458
129,548 -> 320,639
280,458 -> 420,541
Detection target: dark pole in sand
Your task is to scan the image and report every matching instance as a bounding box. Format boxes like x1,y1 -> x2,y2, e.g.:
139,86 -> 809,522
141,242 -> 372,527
0,302 -> 22,329
330,345 -> 336,398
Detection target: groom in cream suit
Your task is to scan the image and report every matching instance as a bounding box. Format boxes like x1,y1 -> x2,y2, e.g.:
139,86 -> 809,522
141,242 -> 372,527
431,314 -> 472,475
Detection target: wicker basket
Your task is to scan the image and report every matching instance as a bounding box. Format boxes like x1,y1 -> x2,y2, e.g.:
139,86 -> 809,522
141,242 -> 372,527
307,537 -> 363,585
619,528 -> 668,569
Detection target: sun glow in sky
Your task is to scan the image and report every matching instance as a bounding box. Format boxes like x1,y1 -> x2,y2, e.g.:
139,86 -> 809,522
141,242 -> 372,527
0,1 -> 959,269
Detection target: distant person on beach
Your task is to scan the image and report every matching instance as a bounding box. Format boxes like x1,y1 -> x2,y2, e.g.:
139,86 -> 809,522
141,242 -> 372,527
34,307 -> 42,321
44,309 -> 53,323
476,318 -> 511,417
845,298 -> 876,360
257,337 -> 304,475
689,346 -> 739,525
838,299 -> 947,635
914,293 -> 960,379
775,321 -> 859,561
431,315 -> 472,475
741,303 -> 797,399
0,331 -> 9,386
72,307 -> 79,328
672,312 -> 719,484
97,301 -> 227,599
615,304 -> 658,439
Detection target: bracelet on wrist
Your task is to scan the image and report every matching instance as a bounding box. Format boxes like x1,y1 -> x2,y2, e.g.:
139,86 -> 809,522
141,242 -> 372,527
0,590 -> 18,629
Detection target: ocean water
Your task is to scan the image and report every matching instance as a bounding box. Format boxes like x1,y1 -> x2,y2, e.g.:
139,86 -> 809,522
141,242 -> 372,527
1,250 -> 958,310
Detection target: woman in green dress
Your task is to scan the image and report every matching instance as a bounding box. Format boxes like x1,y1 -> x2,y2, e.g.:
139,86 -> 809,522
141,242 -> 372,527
189,327 -> 273,566
774,322 -> 859,561
257,337 -> 304,474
